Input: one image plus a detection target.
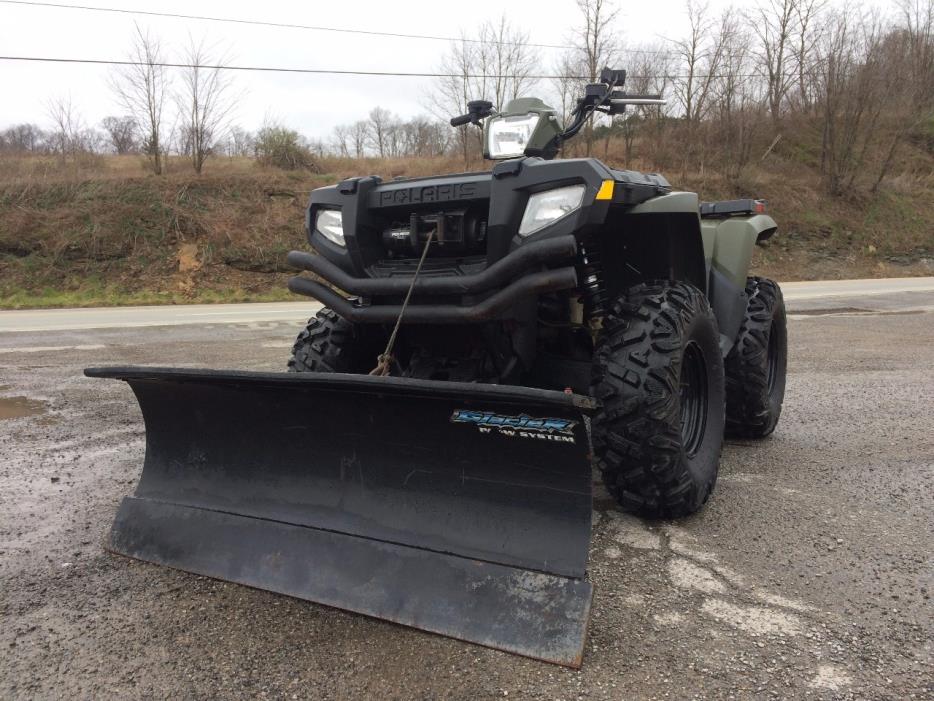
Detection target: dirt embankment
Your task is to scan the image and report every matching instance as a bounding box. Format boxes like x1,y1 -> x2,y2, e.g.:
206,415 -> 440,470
1,154 -> 932,309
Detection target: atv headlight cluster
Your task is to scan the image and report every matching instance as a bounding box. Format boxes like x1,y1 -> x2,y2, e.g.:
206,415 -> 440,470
315,209 -> 345,246
518,185 -> 586,236
486,113 -> 541,159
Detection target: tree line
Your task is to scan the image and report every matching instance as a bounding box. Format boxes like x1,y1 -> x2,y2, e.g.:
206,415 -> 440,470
436,0 -> 933,194
1,0 -> 931,195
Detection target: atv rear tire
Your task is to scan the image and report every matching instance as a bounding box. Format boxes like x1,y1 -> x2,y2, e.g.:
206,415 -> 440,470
288,308 -> 381,373
724,277 -> 787,438
591,281 -> 726,518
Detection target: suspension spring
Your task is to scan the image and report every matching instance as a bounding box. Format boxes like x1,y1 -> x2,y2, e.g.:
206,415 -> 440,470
578,242 -> 608,320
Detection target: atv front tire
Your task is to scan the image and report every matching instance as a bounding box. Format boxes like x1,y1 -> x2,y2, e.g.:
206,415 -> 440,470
724,277 -> 787,438
591,281 -> 726,518
288,308 -> 381,373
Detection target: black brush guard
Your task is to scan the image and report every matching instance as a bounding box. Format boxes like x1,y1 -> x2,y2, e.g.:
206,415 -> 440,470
84,367 -> 596,667
286,234 -> 580,323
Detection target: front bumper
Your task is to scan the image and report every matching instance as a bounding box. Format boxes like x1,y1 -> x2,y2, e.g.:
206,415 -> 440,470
287,234 -> 579,324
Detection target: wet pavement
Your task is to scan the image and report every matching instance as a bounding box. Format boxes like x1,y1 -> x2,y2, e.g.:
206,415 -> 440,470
0,287 -> 931,699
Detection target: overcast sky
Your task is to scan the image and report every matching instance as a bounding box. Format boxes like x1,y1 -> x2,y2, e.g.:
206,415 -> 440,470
0,0 -> 903,139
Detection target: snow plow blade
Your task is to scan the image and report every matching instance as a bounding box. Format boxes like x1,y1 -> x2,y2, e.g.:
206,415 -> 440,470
84,367 -> 596,667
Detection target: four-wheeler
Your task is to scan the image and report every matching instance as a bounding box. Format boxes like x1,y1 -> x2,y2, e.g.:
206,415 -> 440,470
87,68 -> 787,667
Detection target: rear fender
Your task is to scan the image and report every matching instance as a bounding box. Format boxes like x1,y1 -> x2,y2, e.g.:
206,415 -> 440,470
700,214 -> 778,354
700,214 -> 777,288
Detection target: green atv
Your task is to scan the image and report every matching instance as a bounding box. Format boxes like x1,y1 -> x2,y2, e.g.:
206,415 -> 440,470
86,67 -> 789,667
287,67 -> 788,518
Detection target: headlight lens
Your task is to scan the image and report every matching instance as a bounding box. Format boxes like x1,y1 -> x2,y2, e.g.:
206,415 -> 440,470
315,209 -> 345,246
487,113 -> 540,159
518,185 -> 586,236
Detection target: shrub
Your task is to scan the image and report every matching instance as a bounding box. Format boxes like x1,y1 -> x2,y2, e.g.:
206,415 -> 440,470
253,126 -> 318,171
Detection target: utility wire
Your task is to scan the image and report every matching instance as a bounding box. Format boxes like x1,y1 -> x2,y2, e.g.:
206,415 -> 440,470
0,55 -> 761,81
0,55 -> 592,79
0,0 -> 574,50
0,0 -> 676,56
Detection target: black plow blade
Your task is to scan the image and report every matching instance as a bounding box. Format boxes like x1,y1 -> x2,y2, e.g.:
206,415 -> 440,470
85,367 -> 597,667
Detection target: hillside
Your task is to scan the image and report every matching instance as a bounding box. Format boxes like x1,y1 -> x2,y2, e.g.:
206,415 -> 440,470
1,152 -> 932,309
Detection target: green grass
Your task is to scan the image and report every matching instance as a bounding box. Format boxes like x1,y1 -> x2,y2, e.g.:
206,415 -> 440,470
0,281 -> 295,310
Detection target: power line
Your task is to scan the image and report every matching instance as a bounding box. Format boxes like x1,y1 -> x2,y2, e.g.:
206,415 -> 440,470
0,0 -> 676,56
0,55 -> 760,82
0,55 -> 589,79
0,0 -> 576,50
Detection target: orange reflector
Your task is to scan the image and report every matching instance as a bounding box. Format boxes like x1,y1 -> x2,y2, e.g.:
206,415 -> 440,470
595,180 -> 615,201
754,200 -> 768,213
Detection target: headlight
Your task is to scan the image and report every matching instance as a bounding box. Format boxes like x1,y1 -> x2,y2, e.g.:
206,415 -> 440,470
315,209 -> 344,246
487,113 -> 540,159
518,185 -> 586,236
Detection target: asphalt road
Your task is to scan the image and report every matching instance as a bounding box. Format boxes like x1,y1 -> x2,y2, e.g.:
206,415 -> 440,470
2,277 -> 933,334
1,281 -> 931,699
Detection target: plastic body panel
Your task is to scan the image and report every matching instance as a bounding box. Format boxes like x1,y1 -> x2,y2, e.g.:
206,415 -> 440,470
701,214 -> 778,289
700,213 -> 779,351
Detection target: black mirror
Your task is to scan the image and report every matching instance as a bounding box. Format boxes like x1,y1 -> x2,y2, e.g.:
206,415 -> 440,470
599,67 -> 627,86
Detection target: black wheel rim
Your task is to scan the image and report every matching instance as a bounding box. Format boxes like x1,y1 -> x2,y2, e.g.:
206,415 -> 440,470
679,341 -> 708,458
766,320 -> 780,395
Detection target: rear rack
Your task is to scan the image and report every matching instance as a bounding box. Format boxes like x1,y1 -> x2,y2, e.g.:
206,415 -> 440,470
699,199 -> 768,218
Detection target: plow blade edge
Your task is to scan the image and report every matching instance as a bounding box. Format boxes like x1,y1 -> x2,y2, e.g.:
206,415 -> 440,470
85,367 -> 596,667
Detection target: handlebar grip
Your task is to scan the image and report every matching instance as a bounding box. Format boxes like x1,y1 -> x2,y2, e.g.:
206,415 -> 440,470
450,113 -> 473,127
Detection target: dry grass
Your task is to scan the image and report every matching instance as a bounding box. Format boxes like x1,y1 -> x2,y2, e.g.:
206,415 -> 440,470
1,148 -> 932,309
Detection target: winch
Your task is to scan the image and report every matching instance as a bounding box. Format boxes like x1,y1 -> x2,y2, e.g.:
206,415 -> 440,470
382,209 -> 486,256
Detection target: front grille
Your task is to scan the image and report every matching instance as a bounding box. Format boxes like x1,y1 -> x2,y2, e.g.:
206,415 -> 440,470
367,256 -> 488,279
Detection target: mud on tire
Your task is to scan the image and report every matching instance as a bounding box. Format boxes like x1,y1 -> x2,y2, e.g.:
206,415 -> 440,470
288,308 -> 381,373
724,276 -> 787,438
591,281 -> 726,518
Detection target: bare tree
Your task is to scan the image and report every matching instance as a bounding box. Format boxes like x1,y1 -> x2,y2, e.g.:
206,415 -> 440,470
479,17 -> 540,108
791,0 -> 826,113
616,47 -> 675,168
872,0 -> 934,190
110,24 -> 168,174
0,123 -> 48,153
328,116 -> 452,159
711,15 -> 763,181
814,8 -> 893,193
225,126 -> 254,157
367,107 -> 394,158
348,120 -> 369,158
175,36 -> 237,173
435,19 -> 540,166
669,2 -> 731,177
551,52 -> 583,126
671,1 -> 728,126
436,35 -> 481,166
46,95 -> 84,163
331,124 -> 352,157
749,0 -> 799,123
565,0 -> 621,155
100,116 -> 139,154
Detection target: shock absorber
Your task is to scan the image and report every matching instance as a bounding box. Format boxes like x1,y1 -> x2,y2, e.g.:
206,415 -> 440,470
578,241 -> 608,321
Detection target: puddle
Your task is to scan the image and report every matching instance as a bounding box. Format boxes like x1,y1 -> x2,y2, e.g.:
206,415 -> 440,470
0,396 -> 47,420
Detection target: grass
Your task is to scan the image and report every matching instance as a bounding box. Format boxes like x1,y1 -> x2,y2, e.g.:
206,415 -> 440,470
0,280 -> 295,310
1,148 -> 932,310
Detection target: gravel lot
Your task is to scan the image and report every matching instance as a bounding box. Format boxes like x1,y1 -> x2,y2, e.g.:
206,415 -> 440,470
1,289 -> 931,700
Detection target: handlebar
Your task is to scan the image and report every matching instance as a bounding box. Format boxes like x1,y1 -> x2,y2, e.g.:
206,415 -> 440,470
450,113 -> 473,127
609,93 -> 666,106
